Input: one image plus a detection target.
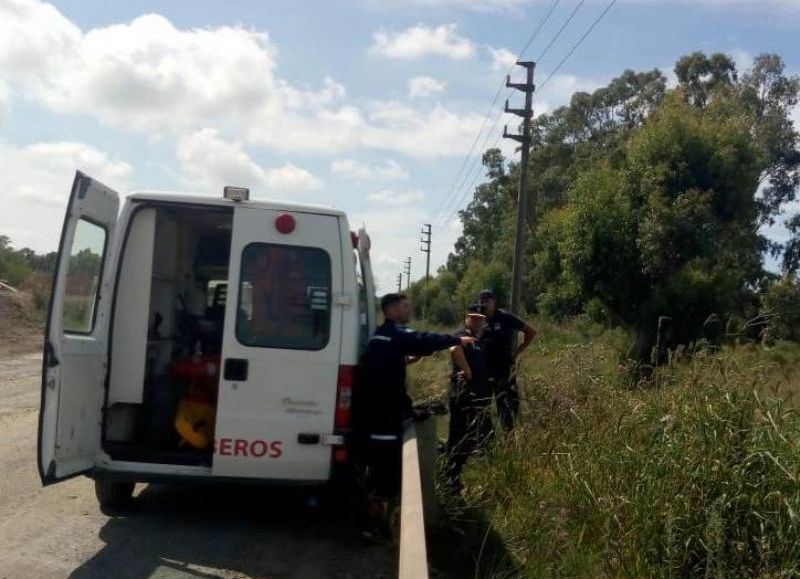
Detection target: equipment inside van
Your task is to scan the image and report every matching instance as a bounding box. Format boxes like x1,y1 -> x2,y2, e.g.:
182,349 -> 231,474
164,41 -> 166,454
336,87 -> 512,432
38,172 -> 377,512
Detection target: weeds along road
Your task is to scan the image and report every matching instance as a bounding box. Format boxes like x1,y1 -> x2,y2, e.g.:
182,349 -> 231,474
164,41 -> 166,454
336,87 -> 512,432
0,352 -> 395,579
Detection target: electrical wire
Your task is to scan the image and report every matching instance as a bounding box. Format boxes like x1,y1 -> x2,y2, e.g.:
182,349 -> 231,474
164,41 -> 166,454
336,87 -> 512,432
439,0 -> 619,228
430,0 -> 562,225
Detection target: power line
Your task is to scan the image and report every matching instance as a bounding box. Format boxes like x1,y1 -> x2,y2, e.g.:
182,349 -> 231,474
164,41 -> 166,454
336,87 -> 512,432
435,0 -> 587,227
538,0 -> 618,94
440,0 -> 618,228
535,0 -> 586,62
431,0 -> 562,225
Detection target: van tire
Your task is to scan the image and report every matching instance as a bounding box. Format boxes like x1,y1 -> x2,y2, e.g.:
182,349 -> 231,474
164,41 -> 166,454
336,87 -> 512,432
95,480 -> 135,515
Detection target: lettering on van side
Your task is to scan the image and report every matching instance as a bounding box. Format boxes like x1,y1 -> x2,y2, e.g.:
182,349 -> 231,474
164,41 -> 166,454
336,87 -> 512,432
213,438 -> 283,459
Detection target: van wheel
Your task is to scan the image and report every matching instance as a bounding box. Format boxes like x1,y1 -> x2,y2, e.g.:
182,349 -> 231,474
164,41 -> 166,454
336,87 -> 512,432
94,480 -> 135,515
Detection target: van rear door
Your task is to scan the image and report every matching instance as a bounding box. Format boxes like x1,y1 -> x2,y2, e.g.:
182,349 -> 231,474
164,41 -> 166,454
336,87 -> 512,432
213,206 -> 343,481
38,172 -> 118,484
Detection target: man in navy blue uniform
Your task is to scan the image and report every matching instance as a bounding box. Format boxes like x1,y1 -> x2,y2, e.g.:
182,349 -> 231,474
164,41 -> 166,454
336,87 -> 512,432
445,303 -> 493,491
477,289 -> 537,431
354,292 -> 475,539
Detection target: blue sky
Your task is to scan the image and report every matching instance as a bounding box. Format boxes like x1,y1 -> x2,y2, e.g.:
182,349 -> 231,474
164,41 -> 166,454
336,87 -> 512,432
0,0 -> 798,291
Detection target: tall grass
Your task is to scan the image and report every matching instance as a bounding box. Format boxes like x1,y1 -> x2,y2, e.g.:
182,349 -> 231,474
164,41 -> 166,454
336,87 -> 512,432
410,319 -> 800,578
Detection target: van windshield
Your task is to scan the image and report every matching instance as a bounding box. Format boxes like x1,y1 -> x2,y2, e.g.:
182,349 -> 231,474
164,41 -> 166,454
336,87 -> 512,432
236,243 -> 331,351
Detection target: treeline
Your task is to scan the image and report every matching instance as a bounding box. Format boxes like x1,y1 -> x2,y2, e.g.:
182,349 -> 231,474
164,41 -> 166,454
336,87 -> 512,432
411,51 -> 800,359
0,235 -> 56,287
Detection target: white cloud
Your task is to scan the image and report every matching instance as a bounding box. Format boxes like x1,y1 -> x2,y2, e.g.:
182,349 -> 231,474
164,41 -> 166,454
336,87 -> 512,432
488,47 -> 517,72
362,102 -> 488,158
366,188 -> 425,205
0,1 -> 484,159
330,159 -> 409,180
177,129 -> 321,196
408,76 -> 447,99
0,140 -> 132,251
370,24 -> 476,60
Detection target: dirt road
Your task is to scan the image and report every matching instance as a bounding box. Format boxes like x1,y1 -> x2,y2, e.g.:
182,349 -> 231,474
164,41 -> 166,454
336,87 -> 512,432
0,352 -> 396,579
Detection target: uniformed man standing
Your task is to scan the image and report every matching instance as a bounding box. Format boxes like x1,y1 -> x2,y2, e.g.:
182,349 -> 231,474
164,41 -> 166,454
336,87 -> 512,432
445,304 -> 492,491
354,292 -> 475,540
477,289 -> 537,431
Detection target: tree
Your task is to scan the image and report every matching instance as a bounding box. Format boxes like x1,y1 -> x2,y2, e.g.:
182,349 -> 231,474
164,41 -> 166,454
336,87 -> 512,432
553,92 -> 764,361
761,275 -> 800,342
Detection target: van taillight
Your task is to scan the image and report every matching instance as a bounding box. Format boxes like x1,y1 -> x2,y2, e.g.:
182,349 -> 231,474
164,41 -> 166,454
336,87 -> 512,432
335,365 -> 355,430
333,366 -> 355,463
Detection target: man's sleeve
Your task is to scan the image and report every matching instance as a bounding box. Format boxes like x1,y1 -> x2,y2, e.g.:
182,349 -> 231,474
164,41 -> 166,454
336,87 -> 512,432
393,327 -> 460,356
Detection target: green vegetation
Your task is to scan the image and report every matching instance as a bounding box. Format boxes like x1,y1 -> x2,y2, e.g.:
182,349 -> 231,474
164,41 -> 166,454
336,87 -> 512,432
411,51 -> 800,361
410,320 -> 800,579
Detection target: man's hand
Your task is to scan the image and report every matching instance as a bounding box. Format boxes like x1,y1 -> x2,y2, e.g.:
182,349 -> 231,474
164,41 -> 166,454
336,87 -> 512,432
457,369 -> 472,384
459,336 -> 477,347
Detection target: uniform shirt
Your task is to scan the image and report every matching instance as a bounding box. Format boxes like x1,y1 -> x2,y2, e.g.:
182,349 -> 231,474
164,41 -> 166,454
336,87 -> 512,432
355,320 -> 460,437
481,308 -> 526,378
450,329 -> 490,399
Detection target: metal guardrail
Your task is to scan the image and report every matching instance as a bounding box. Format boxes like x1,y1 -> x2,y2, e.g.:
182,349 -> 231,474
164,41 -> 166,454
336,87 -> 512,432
399,420 -> 437,579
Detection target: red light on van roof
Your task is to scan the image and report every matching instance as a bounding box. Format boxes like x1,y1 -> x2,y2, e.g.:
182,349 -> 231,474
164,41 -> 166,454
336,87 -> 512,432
275,213 -> 296,234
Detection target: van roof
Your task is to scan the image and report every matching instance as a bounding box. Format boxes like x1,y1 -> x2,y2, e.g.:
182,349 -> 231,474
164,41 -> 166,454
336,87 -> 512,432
126,192 -> 347,217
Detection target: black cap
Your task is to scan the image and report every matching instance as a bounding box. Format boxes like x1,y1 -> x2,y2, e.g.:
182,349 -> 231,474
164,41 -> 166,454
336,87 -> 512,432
477,289 -> 495,301
466,303 -> 487,316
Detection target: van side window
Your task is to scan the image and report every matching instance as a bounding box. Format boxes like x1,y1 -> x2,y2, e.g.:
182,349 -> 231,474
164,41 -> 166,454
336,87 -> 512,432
63,218 -> 106,334
236,243 -> 331,351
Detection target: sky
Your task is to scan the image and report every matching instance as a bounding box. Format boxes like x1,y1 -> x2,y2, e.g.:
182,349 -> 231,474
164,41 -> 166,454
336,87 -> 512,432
0,0 -> 799,292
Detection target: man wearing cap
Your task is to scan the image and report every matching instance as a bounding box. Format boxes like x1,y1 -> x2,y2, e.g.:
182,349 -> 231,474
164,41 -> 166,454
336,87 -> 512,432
354,292 -> 476,540
445,303 -> 493,491
478,289 -> 537,431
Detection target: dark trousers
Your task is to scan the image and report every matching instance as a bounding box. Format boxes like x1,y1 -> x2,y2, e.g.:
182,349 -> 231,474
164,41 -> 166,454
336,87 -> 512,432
361,437 -> 402,500
490,367 -> 519,431
446,390 -> 492,484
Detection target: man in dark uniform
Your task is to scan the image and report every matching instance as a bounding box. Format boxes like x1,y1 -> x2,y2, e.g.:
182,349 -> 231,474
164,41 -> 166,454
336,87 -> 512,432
445,304 -> 493,491
477,289 -> 537,431
354,292 -> 475,539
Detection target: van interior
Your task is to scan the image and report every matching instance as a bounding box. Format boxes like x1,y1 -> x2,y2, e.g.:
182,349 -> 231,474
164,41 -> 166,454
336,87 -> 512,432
103,203 -> 234,466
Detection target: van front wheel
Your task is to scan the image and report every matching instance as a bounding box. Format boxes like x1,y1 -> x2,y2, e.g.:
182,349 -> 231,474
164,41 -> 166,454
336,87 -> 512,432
94,480 -> 135,515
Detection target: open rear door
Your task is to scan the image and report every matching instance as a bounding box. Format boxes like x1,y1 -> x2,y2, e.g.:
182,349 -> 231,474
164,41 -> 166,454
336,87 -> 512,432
38,171 -> 119,485
356,227 -> 377,336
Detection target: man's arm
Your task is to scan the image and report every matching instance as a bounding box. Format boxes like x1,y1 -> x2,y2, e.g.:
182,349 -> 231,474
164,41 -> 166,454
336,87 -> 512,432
393,327 -> 474,357
513,321 -> 537,361
449,346 -> 472,382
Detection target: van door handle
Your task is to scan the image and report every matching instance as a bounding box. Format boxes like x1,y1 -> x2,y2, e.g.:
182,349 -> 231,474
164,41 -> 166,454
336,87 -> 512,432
223,358 -> 249,381
298,433 -> 321,445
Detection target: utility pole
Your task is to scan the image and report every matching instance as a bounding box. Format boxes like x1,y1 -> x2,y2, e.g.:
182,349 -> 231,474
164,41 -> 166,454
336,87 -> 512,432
420,224 -> 432,320
403,257 -> 412,290
397,272 -> 403,293
503,61 -> 535,317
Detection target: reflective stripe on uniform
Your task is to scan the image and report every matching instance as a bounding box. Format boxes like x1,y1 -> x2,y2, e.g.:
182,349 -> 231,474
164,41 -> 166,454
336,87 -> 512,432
370,434 -> 399,441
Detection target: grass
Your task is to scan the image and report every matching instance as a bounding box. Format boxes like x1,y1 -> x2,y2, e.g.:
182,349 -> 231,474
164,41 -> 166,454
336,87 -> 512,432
408,318 -> 800,578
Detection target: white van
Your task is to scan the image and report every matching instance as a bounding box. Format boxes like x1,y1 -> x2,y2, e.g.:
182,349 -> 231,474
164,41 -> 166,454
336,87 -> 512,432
38,172 -> 377,511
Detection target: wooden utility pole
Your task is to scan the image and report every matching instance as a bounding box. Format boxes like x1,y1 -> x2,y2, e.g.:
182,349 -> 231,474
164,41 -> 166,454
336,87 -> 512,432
420,224 -> 432,319
503,61 -> 535,317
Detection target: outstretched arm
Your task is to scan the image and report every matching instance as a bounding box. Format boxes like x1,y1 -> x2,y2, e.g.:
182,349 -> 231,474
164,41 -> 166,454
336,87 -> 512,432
393,327 -> 474,357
